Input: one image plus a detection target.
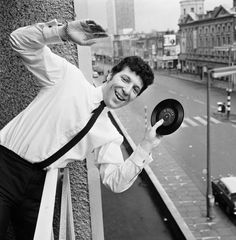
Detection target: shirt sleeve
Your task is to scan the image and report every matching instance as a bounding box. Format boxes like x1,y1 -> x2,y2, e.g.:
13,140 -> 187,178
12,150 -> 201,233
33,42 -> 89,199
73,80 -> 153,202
9,19 -> 66,87
95,138 -> 153,193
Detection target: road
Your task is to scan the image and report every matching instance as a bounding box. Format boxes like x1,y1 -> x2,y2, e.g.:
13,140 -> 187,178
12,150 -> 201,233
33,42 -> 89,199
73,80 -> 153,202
114,72 -> 236,198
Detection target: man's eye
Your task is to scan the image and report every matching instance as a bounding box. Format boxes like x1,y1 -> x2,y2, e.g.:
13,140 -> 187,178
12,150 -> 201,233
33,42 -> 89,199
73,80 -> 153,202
133,87 -> 140,95
121,76 -> 129,82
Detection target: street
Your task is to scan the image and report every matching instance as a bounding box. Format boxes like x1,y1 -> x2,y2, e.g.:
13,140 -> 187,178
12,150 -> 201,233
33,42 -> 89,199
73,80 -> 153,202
114,71 -> 236,202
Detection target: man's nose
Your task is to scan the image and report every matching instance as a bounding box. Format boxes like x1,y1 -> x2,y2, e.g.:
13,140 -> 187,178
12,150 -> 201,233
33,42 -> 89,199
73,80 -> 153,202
123,84 -> 132,95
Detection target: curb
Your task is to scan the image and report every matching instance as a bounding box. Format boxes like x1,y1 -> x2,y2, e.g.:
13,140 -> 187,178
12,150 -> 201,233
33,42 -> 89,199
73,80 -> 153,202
109,110 -> 196,240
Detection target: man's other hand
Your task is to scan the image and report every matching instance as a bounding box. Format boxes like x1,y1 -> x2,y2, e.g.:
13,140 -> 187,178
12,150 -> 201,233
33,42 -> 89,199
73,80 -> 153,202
60,19 -> 108,46
140,119 -> 164,154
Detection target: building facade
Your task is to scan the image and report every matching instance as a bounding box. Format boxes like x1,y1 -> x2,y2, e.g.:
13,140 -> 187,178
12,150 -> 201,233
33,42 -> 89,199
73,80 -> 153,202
106,0 -> 135,35
178,0 -> 236,79
179,0 -> 205,19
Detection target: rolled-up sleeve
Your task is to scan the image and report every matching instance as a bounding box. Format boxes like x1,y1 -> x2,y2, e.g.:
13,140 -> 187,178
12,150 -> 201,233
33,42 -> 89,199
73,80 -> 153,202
95,138 -> 153,193
9,19 -> 66,87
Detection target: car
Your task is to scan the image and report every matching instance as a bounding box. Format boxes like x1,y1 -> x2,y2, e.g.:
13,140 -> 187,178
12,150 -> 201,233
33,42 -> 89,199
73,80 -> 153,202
92,65 -> 104,75
92,71 -> 99,78
212,176 -> 236,215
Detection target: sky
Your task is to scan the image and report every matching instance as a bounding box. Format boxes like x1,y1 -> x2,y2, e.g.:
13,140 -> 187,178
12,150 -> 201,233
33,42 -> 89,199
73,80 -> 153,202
88,0 -> 232,32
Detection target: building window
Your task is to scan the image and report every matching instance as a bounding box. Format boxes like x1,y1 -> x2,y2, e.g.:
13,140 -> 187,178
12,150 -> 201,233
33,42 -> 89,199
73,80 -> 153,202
217,36 -> 221,46
184,8 -> 186,15
222,37 -> 226,45
191,7 -> 194,12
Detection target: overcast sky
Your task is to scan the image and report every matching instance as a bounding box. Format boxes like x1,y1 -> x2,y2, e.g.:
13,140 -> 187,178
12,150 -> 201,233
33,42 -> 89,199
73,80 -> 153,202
88,0 -> 232,32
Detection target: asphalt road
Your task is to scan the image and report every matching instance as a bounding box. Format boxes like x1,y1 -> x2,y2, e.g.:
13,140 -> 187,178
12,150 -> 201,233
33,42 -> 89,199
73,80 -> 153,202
114,72 -> 236,200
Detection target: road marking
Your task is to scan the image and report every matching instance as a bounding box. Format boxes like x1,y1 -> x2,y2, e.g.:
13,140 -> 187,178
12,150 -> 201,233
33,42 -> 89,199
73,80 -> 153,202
204,116 -> 222,124
184,117 -> 199,127
193,99 -> 205,105
168,90 -> 177,94
180,116 -> 223,128
194,116 -> 207,125
180,121 -> 188,128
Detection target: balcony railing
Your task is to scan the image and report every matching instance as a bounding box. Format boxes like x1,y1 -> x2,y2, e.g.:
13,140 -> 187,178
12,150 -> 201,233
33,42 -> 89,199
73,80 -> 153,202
33,168 -> 75,240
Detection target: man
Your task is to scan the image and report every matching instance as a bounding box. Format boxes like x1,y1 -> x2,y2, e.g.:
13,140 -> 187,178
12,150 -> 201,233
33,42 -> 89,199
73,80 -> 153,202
0,19 -> 163,239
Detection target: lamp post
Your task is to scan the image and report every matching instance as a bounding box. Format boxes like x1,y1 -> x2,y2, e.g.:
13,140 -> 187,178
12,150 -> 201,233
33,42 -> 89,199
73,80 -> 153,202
206,65 -> 236,219
206,70 -> 213,219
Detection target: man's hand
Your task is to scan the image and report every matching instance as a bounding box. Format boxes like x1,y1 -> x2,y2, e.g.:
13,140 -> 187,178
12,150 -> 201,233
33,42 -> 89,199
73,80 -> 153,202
140,119 -> 164,154
59,19 -> 108,46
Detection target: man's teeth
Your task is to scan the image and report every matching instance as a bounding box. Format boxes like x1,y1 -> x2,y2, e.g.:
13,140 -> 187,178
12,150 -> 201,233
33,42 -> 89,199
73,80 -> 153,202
115,92 -> 125,101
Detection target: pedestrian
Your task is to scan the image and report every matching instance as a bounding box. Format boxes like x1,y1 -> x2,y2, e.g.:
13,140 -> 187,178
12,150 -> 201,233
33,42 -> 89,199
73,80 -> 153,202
0,19 -> 163,240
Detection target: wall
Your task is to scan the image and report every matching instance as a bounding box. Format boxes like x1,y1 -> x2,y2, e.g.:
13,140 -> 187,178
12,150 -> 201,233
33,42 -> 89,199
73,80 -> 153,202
0,0 -> 91,239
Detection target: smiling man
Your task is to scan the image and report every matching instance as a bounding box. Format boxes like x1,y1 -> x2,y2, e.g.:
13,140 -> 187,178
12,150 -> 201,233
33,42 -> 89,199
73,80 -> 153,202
0,19 -> 163,239
103,61 -> 146,107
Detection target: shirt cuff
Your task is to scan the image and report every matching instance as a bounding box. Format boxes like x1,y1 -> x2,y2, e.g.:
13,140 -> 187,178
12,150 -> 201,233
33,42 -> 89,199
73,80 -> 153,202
130,145 -> 153,167
42,19 -> 64,45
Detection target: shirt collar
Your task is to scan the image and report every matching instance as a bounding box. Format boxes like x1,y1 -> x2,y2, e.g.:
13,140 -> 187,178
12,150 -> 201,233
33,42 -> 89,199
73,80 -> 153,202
93,85 -> 104,105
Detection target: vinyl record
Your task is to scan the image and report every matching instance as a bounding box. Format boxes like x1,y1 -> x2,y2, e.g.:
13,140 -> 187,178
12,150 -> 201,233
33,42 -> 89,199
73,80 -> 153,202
151,99 -> 184,135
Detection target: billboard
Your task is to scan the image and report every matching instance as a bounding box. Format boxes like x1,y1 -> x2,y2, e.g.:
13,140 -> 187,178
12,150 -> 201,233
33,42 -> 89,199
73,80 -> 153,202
164,34 -> 176,47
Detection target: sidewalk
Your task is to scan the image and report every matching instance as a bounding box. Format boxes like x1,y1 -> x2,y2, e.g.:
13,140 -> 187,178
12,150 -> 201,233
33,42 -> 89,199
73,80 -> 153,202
156,69 -> 233,91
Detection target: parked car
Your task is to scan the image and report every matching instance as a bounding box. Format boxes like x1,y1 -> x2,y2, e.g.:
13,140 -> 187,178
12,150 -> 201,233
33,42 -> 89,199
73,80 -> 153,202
92,71 -> 99,78
92,65 -> 104,75
212,176 -> 236,215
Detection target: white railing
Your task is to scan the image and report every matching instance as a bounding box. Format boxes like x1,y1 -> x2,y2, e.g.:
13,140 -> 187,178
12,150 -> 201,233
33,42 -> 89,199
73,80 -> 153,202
33,168 -> 75,240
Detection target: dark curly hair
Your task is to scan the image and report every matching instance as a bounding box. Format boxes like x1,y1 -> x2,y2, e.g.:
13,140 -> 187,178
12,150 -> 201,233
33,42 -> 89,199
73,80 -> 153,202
111,56 -> 154,95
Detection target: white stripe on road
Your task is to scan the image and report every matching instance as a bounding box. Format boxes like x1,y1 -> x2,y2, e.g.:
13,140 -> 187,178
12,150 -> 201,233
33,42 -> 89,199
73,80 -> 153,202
193,99 -> 205,105
168,90 -> 177,94
180,121 -> 188,128
180,116 -> 223,129
194,116 -> 207,125
204,116 -> 222,124
184,118 -> 199,127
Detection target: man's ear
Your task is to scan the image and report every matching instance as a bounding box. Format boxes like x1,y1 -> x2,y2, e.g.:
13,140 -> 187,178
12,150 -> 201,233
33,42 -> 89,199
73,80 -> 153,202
106,73 -> 112,82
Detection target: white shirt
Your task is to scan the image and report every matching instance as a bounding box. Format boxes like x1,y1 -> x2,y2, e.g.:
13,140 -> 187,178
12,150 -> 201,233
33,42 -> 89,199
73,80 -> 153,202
0,19 -> 153,192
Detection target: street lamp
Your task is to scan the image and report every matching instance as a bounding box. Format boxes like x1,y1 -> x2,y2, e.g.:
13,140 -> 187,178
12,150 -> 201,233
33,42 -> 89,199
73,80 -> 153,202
206,65 -> 236,219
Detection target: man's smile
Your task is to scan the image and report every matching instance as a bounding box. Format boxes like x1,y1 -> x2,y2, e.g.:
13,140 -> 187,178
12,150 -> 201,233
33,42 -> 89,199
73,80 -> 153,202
115,90 -> 126,102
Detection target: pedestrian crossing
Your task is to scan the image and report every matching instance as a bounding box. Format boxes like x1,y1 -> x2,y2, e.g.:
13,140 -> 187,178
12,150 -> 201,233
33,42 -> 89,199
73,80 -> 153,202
180,116 -> 222,128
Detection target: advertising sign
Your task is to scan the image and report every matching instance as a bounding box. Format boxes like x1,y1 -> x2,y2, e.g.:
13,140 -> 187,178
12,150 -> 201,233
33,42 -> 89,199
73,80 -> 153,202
164,34 -> 176,46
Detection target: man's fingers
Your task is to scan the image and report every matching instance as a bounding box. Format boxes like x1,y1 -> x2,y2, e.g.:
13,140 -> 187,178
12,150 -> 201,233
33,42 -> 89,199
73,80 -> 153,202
153,119 -> 164,130
82,20 -> 106,33
93,32 -> 109,38
80,39 -> 96,46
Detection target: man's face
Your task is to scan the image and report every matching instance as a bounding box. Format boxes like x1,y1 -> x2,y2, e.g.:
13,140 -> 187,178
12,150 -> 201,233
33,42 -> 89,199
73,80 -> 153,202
102,66 -> 143,109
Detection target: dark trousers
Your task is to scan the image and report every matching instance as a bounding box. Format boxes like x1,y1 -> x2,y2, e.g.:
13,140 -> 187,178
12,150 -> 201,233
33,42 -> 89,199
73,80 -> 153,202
0,145 -> 46,240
